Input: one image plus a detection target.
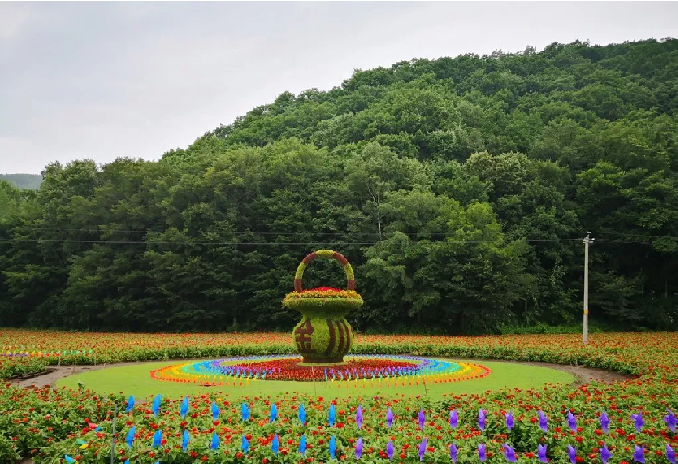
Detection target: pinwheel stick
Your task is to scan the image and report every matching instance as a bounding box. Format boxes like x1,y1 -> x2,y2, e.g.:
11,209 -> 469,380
110,402 -> 118,464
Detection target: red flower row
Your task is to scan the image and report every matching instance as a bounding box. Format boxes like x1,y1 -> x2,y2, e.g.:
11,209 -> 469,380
228,358 -> 418,382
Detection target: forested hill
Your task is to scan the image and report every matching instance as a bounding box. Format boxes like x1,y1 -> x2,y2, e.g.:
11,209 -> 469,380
0,174 -> 42,190
1,38 -> 677,334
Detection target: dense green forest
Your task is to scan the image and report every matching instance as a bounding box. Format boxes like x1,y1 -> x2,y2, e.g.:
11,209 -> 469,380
0,174 -> 42,190
1,39 -> 678,334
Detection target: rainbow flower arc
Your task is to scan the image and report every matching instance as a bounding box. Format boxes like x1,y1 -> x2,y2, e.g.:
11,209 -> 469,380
150,355 -> 491,386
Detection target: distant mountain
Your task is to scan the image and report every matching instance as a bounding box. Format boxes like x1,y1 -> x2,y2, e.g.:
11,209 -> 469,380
0,173 -> 42,189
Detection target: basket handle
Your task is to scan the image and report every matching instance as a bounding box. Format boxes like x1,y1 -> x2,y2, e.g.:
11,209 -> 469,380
294,250 -> 355,292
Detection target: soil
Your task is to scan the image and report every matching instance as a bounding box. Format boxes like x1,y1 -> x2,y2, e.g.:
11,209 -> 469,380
9,357 -> 632,390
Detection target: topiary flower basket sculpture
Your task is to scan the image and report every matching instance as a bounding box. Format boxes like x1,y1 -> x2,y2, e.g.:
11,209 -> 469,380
283,250 -> 363,365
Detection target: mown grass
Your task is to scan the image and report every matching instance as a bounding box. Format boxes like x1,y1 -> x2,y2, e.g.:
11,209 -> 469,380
57,359 -> 574,400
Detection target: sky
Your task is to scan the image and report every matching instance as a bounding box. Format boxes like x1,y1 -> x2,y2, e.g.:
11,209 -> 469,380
1,2 -> 677,174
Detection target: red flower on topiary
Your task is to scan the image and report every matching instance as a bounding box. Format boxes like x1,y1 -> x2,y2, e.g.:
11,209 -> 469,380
303,287 -> 342,293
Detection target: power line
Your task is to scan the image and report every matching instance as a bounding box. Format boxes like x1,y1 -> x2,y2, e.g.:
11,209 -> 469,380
0,239 -> 378,246
0,226 -> 598,237
596,230 -> 678,240
10,225 -> 678,241
0,237 -> 654,246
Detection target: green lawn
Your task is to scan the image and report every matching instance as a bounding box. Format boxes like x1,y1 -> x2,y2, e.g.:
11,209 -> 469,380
57,359 -> 574,401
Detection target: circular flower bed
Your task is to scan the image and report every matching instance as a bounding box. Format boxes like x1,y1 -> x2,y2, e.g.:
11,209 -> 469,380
149,354 -> 491,384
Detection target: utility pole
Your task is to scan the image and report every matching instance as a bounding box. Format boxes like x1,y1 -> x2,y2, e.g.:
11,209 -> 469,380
583,232 -> 595,345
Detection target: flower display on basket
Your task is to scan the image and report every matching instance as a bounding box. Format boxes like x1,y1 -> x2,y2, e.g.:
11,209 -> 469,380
283,250 -> 363,364
303,287 -> 341,292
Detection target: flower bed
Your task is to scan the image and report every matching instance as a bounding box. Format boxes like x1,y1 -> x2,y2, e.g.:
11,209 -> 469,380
148,355 -> 491,384
0,331 -> 677,463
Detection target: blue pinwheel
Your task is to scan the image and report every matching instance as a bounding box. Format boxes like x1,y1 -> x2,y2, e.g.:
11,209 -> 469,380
180,397 -> 188,419
125,395 -> 134,414
153,430 -> 162,448
271,434 -> 279,456
329,435 -> 336,460
329,404 -> 336,427
299,435 -> 306,456
298,403 -> 306,425
125,426 -> 135,449
152,394 -> 161,417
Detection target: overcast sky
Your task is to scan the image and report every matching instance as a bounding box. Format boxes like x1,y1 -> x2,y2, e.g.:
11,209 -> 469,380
1,2 -> 677,174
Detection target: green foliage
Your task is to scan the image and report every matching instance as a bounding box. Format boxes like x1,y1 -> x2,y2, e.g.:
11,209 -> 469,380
2,38 -> 678,333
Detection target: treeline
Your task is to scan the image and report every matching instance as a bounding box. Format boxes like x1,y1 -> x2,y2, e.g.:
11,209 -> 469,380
1,39 -> 678,334
0,174 -> 42,190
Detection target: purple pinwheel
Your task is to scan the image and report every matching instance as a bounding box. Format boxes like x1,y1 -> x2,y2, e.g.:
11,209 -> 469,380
449,444 -> 458,463
449,410 -> 458,428
387,407 -> 394,429
479,409 -> 487,431
600,411 -> 610,434
631,412 -> 644,432
538,410 -> 548,433
505,411 -> 514,431
356,438 -> 363,460
538,444 -> 548,463
418,437 -> 427,462
387,440 -> 394,461
418,409 -> 425,430
600,445 -> 611,464
356,405 -> 363,430
634,444 -> 645,463
665,410 -> 677,433
667,444 -> 676,464
503,444 -> 517,462
567,411 -> 577,432
479,444 -> 487,462
568,445 -> 576,464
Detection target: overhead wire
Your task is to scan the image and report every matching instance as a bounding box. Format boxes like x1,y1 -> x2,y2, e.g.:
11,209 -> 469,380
2,225 -> 677,246
0,236 -> 670,246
